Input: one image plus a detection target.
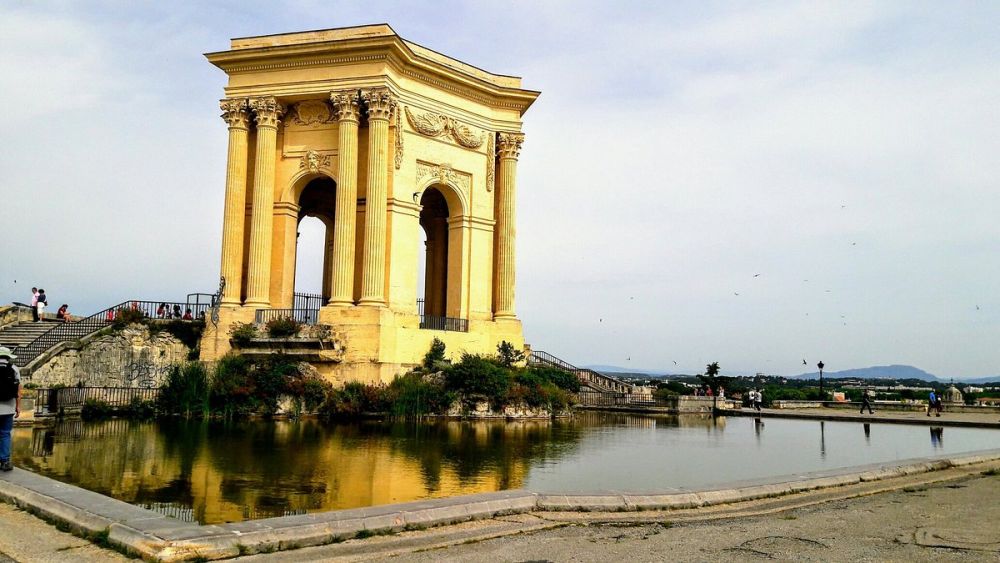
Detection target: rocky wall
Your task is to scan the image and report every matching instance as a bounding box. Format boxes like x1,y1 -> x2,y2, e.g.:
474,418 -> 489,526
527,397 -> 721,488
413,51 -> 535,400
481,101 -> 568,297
30,325 -> 191,388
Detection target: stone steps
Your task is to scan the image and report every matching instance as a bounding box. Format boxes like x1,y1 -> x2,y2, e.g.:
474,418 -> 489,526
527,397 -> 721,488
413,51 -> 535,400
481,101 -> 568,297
0,322 -> 56,348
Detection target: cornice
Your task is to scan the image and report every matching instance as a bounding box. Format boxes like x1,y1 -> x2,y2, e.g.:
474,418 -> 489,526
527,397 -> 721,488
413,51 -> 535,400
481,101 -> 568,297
206,35 -> 539,114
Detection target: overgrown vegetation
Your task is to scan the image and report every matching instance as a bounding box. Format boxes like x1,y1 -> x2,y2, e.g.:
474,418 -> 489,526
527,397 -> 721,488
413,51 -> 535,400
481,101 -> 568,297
81,397 -> 157,420
264,317 -> 302,338
321,340 -> 577,418
229,322 -> 258,346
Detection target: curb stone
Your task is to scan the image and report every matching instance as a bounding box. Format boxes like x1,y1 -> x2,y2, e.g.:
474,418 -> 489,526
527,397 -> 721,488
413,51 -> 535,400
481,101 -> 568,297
0,449 -> 997,561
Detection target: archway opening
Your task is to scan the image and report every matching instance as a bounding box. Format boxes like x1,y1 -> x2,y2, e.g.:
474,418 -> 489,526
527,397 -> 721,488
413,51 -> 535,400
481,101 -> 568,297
418,187 -> 450,318
295,176 -> 336,306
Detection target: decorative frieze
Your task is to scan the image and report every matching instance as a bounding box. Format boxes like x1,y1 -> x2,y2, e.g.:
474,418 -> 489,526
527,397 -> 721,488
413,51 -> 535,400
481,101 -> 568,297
403,106 -> 485,149
486,134 -> 495,191
416,161 -> 471,193
394,109 -> 404,170
289,100 -> 333,125
299,150 -> 331,173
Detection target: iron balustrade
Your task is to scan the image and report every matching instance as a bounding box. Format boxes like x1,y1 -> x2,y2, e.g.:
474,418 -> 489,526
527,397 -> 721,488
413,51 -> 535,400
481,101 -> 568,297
255,308 -> 318,325
34,386 -> 161,416
416,299 -> 469,332
12,297 -> 212,370
293,292 -> 324,311
529,350 -> 637,394
577,390 -> 669,408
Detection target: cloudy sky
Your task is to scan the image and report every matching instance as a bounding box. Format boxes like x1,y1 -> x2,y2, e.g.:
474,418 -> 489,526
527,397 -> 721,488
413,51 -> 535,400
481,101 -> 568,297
2,1 -> 998,378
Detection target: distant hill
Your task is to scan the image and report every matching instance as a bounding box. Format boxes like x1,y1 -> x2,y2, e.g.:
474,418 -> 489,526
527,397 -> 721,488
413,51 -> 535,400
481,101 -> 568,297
584,364 -> 671,377
791,365 -> 1000,384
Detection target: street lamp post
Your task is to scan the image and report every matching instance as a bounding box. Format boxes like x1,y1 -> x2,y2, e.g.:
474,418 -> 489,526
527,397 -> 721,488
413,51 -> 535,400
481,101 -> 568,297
817,361 -> 825,399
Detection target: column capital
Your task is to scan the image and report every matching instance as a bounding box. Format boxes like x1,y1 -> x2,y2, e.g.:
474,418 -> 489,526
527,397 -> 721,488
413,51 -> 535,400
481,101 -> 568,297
249,96 -> 286,129
220,98 -> 250,129
497,132 -> 525,160
361,87 -> 398,122
330,90 -> 361,123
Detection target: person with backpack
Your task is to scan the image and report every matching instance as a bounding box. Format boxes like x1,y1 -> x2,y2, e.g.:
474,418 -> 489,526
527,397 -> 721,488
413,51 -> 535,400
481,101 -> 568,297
35,289 -> 48,322
0,346 -> 21,472
860,388 -> 875,415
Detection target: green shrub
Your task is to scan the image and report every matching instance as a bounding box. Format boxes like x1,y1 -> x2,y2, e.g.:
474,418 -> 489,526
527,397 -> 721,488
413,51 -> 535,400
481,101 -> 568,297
229,322 -> 258,346
385,373 -> 456,416
81,399 -> 114,420
444,354 -> 510,399
112,307 -> 145,329
284,372 -> 332,413
653,387 -> 678,401
422,338 -> 447,370
162,320 -> 203,349
496,340 -> 525,368
511,371 -> 574,409
158,362 -> 210,417
526,365 -> 580,392
121,397 -> 156,419
265,317 -> 301,338
210,354 -> 254,418
322,381 -> 389,417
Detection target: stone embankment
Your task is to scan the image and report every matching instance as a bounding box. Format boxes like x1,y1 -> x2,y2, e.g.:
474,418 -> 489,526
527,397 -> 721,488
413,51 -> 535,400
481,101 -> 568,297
1,447 -> 997,561
29,325 -> 188,388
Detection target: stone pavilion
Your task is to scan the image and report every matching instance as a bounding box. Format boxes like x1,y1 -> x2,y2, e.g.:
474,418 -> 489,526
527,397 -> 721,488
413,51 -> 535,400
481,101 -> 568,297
198,25 -> 539,384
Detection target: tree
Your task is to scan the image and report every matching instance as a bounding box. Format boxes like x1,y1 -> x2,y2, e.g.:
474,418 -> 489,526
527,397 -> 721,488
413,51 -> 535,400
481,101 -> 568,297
697,362 -> 730,394
496,340 -> 525,368
423,338 -> 447,370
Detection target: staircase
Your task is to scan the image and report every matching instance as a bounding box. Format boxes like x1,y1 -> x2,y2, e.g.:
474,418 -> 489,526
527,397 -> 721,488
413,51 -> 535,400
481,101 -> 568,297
0,322 -> 56,349
10,295 -> 217,373
528,350 -> 637,394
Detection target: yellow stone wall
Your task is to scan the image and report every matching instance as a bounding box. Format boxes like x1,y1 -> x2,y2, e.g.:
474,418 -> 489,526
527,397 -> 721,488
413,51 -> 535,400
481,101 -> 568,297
200,25 -> 538,384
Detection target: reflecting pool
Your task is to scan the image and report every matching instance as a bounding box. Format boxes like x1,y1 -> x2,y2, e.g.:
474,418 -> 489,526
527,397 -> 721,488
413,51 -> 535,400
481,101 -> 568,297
12,412 -> 1000,524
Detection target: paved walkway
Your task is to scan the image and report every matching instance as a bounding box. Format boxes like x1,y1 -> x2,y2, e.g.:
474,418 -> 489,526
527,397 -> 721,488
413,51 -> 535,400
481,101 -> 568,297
724,407 -> 1000,428
0,462 -> 998,561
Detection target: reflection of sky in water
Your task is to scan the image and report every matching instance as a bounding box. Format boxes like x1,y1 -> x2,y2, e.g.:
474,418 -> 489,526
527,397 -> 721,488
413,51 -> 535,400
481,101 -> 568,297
524,415 -> 1000,493
10,414 -> 1000,523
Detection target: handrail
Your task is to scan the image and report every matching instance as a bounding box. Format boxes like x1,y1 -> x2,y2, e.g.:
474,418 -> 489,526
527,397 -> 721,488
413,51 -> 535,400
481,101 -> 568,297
416,298 -> 468,332
529,350 -> 637,393
255,308 -> 318,325
13,297 -> 211,369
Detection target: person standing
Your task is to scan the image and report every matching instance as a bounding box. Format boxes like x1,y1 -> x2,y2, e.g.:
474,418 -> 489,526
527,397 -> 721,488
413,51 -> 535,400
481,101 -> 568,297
35,289 -> 48,322
0,347 -> 21,472
928,390 -> 937,417
860,388 -> 875,414
30,287 -> 39,322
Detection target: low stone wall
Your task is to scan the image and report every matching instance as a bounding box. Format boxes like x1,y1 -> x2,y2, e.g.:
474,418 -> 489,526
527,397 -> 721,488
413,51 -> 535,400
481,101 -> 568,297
30,325 -> 189,388
0,305 -> 33,328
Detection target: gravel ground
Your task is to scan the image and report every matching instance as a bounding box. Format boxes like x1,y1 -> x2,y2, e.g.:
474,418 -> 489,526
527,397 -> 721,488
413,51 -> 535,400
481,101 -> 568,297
395,472 -> 1000,562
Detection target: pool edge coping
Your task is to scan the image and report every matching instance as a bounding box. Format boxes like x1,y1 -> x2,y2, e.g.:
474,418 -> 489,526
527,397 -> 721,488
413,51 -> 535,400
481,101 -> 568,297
0,448 -> 997,561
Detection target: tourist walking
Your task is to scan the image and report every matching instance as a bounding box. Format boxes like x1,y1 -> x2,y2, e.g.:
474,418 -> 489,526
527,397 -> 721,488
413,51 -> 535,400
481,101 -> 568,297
35,289 -> 48,321
0,347 -> 21,472
753,389 -> 762,411
30,287 -> 39,321
756,388 -> 764,411
928,390 -> 941,417
860,388 -> 875,414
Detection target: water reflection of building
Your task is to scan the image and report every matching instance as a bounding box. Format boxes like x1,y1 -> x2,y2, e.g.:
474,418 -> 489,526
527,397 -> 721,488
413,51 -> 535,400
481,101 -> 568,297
12,418 -> 581,524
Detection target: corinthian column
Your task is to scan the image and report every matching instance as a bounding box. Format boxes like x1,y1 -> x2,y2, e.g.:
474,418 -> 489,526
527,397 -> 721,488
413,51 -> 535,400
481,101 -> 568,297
359,88 -> 397,306
244,96 -> 285,308
218,98 -> 250,305
329,90 -> 361,306
494,132 -> 524,319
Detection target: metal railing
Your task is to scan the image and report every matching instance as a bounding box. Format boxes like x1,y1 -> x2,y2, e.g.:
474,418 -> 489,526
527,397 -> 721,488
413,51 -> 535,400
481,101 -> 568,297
529,350 -> 637,394
416,298 -> 469,332
254,308 -> 318,325
577,390 -> 666,408
13,296 -> 213,369
293,292 -> 324,311
34,386 -> 161,416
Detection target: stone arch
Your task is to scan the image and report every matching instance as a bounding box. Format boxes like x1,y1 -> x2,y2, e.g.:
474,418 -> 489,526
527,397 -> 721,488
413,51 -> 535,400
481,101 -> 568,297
281,167 -> 337,205
417,181 -> 468,321
413,176 -> 467,220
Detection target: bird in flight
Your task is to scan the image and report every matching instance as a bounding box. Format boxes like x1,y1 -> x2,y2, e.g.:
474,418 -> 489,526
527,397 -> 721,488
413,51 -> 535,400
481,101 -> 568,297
734,292 -> 740,296
976,305 -> 980,310
673,361 -> 678,365
802,359 -> 807,365
753,274 -> 761,277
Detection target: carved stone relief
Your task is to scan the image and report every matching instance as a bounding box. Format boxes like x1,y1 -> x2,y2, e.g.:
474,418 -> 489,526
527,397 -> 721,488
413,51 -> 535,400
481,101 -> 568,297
416,161 -> 471,193
290,100 -> 334,125
300,150 -> 331,173
404,106 -> 484,149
